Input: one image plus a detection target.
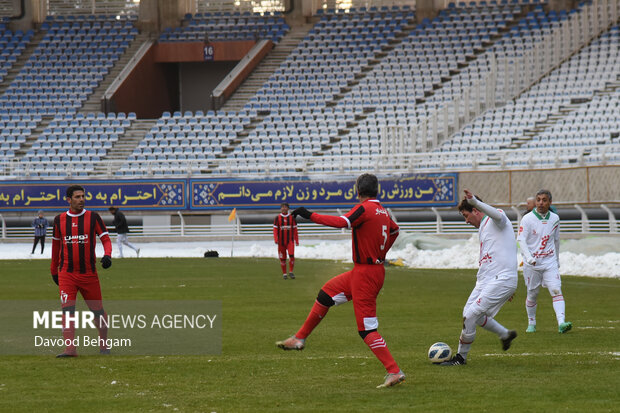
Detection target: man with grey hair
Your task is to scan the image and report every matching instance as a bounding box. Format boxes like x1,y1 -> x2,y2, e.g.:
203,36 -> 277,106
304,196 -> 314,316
31,210 -> 48,254
517,189 -> 571,334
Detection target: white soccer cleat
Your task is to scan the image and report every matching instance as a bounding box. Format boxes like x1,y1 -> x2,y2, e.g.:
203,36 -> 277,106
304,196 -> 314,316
276,336 -> 305,350
376,370 -> 406,388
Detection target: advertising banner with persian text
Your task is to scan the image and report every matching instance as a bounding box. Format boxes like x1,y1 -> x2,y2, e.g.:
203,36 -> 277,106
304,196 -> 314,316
0,181 -> 186,211
191,174 -> 457,210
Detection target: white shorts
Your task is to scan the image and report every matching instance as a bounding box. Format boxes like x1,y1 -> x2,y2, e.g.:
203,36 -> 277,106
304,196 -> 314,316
463,276 -> 517,319
523,264 -> 561,293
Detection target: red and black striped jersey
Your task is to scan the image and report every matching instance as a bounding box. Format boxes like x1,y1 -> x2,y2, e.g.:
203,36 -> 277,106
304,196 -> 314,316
310,199 -> 399,265
51,209 -> 112,276
273,213 -> 298,246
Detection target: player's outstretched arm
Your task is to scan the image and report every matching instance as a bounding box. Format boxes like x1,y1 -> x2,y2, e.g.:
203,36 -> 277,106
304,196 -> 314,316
292,207 -> 312,220
465,189 -> 506,228
293,207 -> 350,228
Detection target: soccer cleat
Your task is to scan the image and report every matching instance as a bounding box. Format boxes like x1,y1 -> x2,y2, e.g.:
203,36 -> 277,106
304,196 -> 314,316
559,321 -> 572,334
136,248 -> 140,258
376,370 -> 406,388
56,352 -> 77,358
275,336 -> 305,350
526,325 -> 537,333
440,353 -> 466,366
288,272 -> 295,280
100,349 -> 111,355
282,273 -> 288,280
501,330 -> 517,351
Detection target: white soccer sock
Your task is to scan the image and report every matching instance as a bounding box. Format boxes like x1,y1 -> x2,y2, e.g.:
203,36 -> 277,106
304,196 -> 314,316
552,295 -> 566,325
526,299 -> 537,325
458,316 -> 479,360
480,316 -> 509,338
457,340 -> 472,359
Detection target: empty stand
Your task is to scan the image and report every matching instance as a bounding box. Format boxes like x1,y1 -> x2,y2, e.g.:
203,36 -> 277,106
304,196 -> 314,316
160,12 -> 289,44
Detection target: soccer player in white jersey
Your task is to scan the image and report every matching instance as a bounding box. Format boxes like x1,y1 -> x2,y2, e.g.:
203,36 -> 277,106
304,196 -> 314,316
517,189 -> 572,334
441,189 -> 518,365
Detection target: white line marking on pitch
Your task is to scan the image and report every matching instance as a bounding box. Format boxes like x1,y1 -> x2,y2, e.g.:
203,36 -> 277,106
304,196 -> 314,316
482,351 -> 619,357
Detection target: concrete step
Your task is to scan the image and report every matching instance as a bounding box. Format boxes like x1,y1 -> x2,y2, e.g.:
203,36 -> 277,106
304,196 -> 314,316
0,31 -> 47,96
93,119 -> 156,171
220,23 -> 315,111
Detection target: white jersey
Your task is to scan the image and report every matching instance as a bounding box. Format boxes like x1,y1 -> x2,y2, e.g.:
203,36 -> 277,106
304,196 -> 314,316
517,209 -> 560,269
470,198 -> 518,284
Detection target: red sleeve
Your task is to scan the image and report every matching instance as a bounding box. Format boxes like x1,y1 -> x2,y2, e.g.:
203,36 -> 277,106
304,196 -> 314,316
94,212 -> 112,256
293,217 -> 299,244
385,217 -> 399,252
50,215 -> 60,275
273,216 -> 279,243
100,234 -> 112,256
310,212 -> 350,228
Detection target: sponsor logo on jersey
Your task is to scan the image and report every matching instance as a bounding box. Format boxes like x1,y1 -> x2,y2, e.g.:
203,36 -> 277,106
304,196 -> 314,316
64,234 -> 89,244
533,249 -> 554,258
375,208 -> 388,216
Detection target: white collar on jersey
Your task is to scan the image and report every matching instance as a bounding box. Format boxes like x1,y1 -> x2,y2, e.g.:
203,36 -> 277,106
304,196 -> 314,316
66,209 -> 86,217
280,213 -> 291,217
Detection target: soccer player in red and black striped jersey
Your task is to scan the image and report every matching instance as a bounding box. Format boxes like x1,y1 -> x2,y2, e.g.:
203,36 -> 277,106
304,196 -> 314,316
50,185 -> 113,357
276,174 -> 405,388
273,202 -> 299,280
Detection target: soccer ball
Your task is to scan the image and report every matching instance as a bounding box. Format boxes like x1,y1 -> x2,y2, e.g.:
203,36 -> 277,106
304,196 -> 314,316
428,342 -> 452,364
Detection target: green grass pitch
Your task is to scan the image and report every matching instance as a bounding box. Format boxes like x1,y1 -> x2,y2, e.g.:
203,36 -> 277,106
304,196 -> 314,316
0,257 -> 618,412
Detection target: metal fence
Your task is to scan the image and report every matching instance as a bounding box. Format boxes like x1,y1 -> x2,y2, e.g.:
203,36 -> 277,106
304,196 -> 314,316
2,217 -> 617,241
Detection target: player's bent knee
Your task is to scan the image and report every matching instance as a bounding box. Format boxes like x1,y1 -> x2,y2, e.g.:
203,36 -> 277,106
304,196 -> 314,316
317,289 -> 335,307
358,328 -> 377,339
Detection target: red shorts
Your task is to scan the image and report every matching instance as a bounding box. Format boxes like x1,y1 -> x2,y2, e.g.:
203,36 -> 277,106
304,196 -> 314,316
278,242 -> 295,260
321,264 -> 385,332
58,272 -> 104,311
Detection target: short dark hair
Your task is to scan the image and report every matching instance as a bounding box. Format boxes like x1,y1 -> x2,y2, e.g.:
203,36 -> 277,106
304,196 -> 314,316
109,206 -> 117,212
280,202 -> 289,208
66,185 -> 85,198
458,195 -> 483,213
356,173 -> 378,197
536,189 -> 552,201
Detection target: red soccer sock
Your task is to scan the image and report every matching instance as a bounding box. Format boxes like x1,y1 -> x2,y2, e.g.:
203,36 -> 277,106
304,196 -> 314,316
280,260 -> 287,274
61,313 -> 77,355
295,300 -> 329,339
363,331 -> 399,374
96,311 -> 109,350
289,258 -> 295,272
